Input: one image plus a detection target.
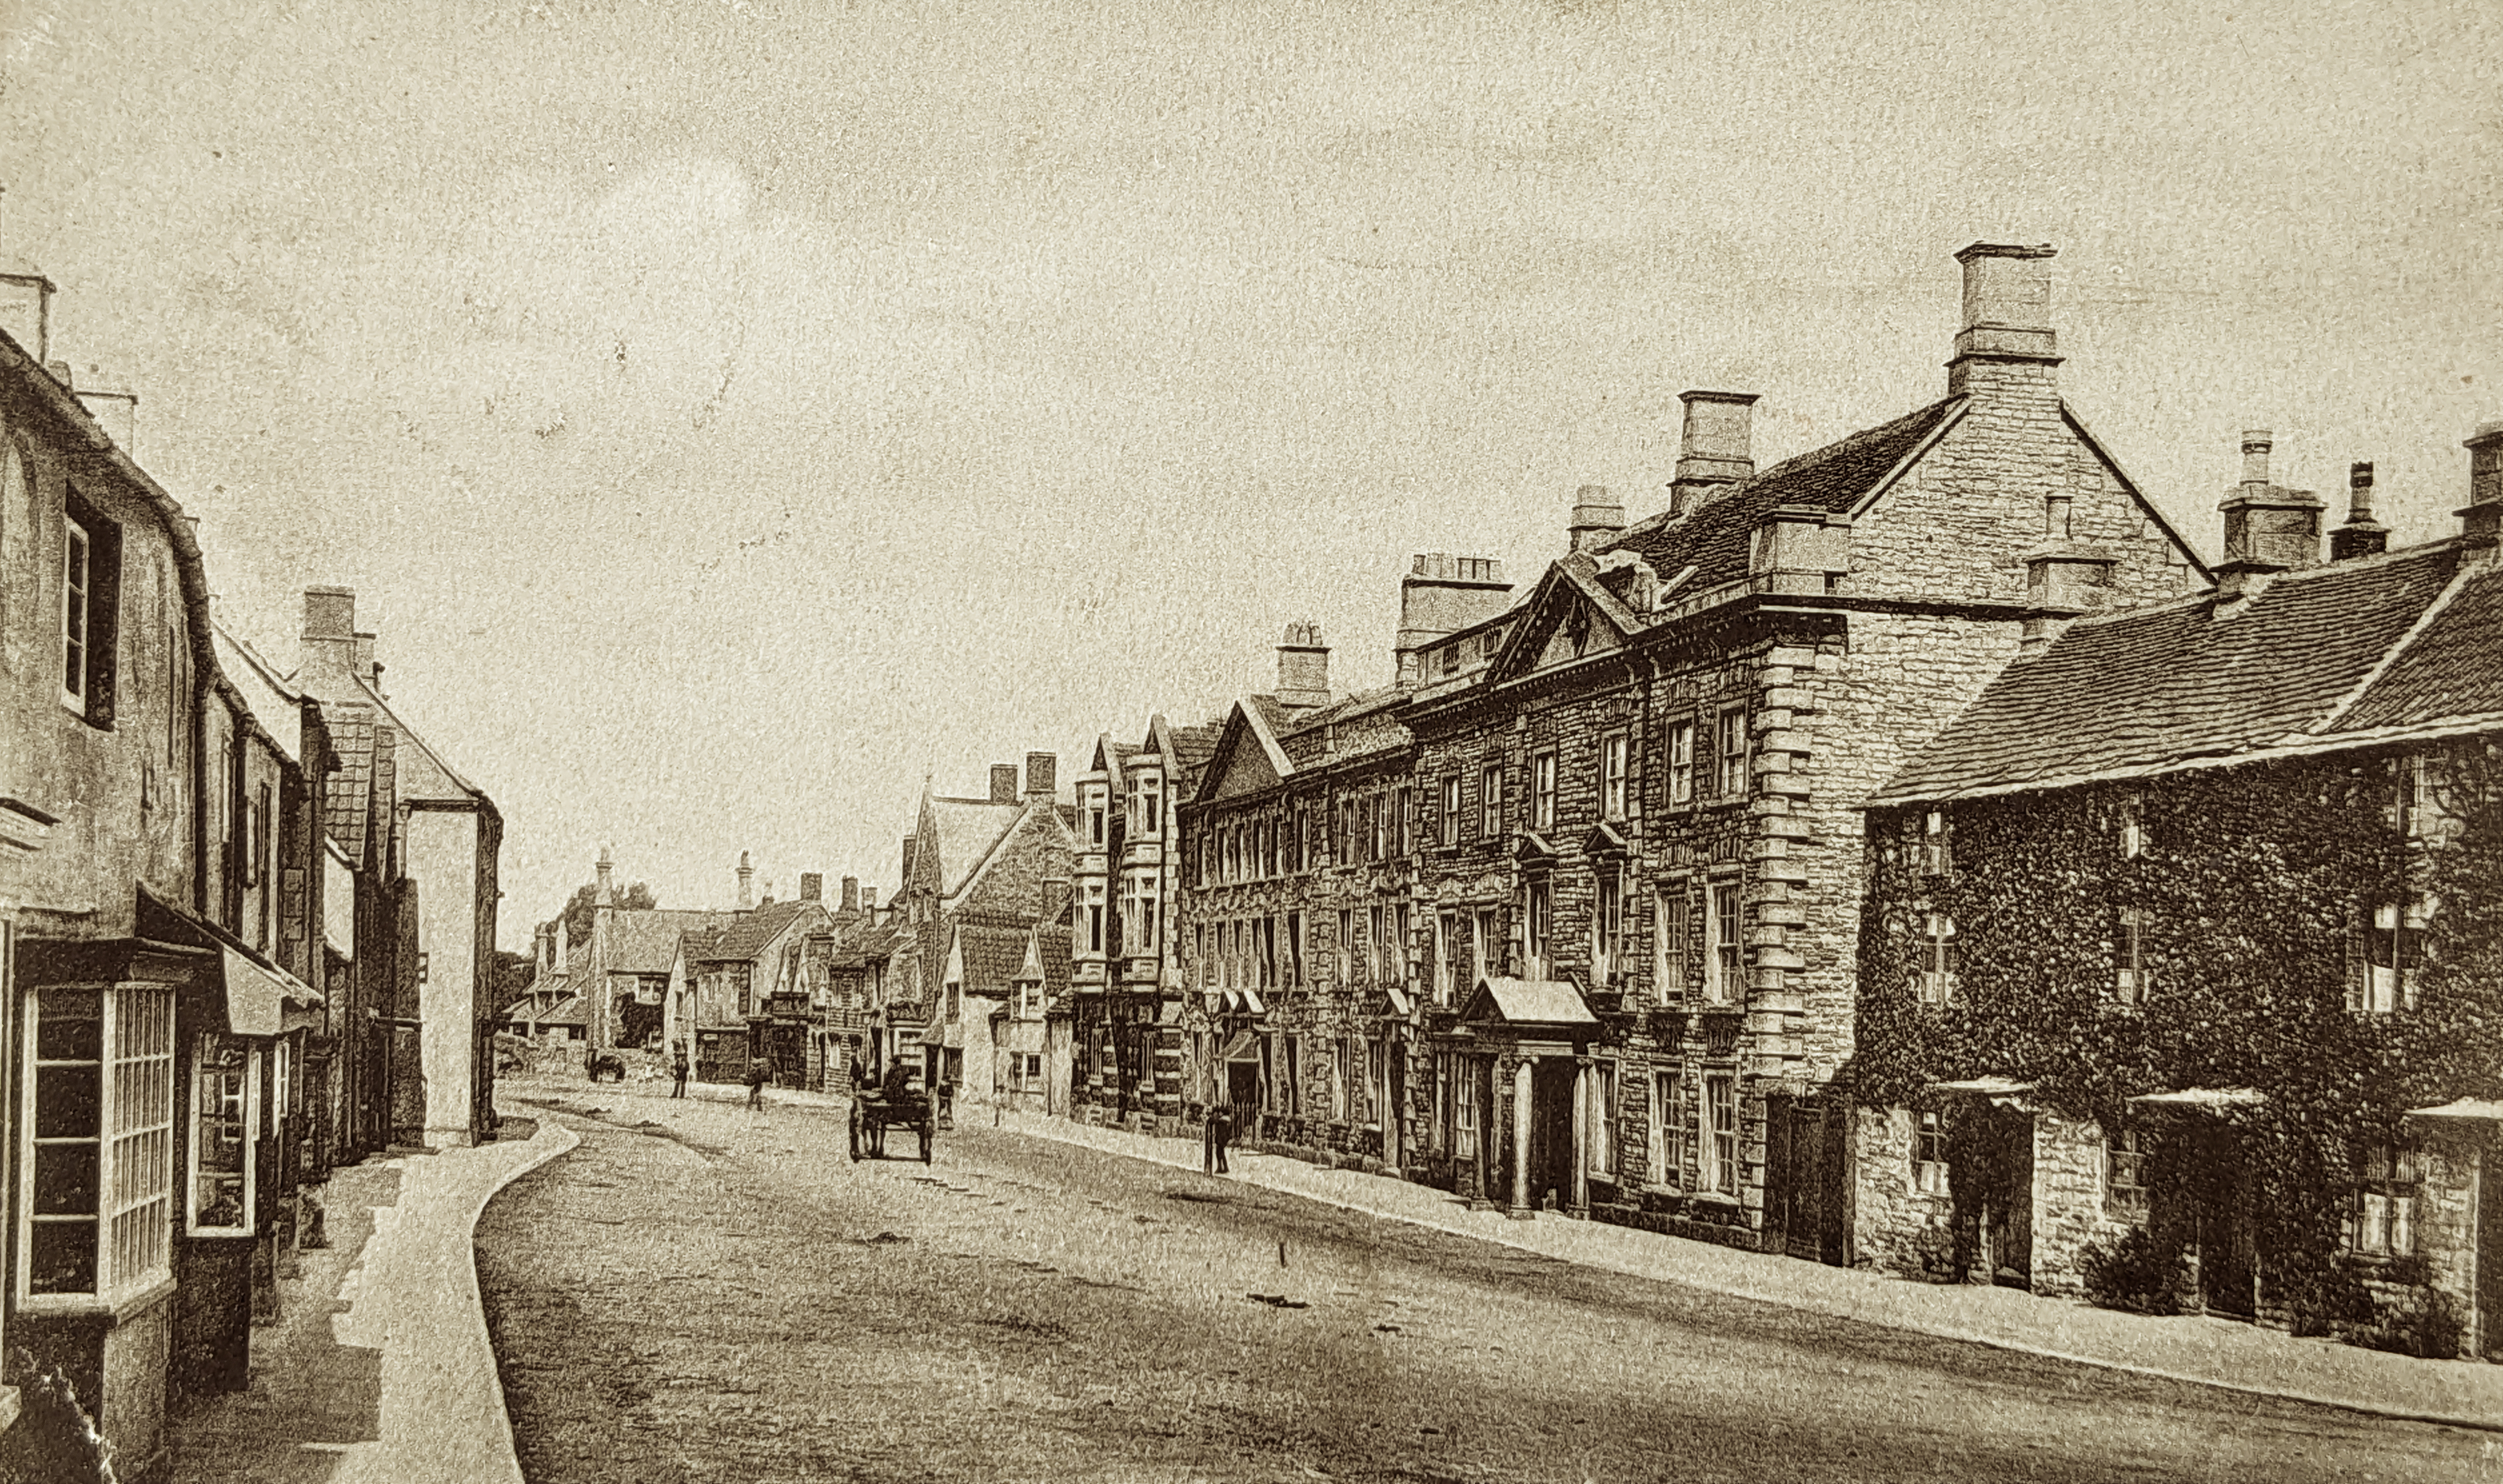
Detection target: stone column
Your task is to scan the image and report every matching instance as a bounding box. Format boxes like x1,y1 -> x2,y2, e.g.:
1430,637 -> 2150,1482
1570,1056 -> 1590,1217
1507,1056 -> 1535,1220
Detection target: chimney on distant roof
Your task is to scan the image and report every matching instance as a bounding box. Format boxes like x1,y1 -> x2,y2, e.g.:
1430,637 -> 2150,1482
989,763 -> 1020,805
73,386 -> 136,454
801,872 -> 823,903
1569,485 -> 1624,553
1024,751 -> 1057,803
2329,462 -> 2390,562
596,846 -> 614,906
841,875 -> 860,913
862,885 -> 879,915
736,850 -> 754,911
1667,391 -> 1759,517
2215,428 -> 2324,604
554,915 -> 568,969
301,586 -> 358,684
1395,554 -> 1512,689
1276,622 -> 1331,710
1947,242 -> 2062,401
0,265 -> 56,365
2463,421 -> 2503,553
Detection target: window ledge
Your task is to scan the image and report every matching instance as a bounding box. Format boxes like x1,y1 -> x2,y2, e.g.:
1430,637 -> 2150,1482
1688,1192 -> 1743,1209
18,1275 -> 179,1326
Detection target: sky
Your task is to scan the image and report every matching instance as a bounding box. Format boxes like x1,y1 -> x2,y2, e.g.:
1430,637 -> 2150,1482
2,0 -> 2495,944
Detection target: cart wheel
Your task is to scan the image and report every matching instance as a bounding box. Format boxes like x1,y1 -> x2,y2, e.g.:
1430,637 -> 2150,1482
920,1111 -> 934,1164
848,1105 -> 863,1162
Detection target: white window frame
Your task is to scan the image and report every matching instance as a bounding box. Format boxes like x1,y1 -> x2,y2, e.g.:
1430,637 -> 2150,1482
1918,911 -> 1958,1006
1524,878 -> 1553,975
1655,881 -> 1689,1004
1703,880 -> 1741,1006
1702,1073 -> 1738,1197
61,510 -> 91,714
1531,752 -> 1558,830
1472,907 -> 1496,987
1667,721 -> 1695,806
2364,900 -> 2428,1014
1601,733 -> 1629,820
1587,1059 -> 1617,1177
2115,908 -> 2150,1004
1480,763 -> 1502,838
2344,1141 -> 2418,1258
1920,809 -> 1951,875
2106,1124 -> 2148,1211
1440,775 -> 1462,847
1716,707 -> 1749,800
1593,867 -> 1624,990
21,983 -> 176,1310
1649,1069 -> 1685,1188
188,1032 -> 261,1238
1914,1109 -> 1948,1195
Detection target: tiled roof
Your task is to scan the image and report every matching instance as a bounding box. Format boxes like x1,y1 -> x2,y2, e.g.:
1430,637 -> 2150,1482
2335,566 -> 2503,732
954,922 -> 1032,996
1876,542 -> 2482,805
1275,687 -> 1410,770
695,900 -> 821,964
1167,722 -> 1222,785
1604,397 -> 1963,592
602,908 -> 738,973
520,994 -> 588,1027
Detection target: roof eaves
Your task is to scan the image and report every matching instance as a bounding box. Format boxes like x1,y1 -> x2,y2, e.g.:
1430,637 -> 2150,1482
1845,396 -> 1971,521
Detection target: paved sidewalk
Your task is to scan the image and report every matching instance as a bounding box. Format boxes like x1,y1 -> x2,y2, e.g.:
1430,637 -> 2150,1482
996,1108 -> 2503,1432
167,1119 -> 579,1484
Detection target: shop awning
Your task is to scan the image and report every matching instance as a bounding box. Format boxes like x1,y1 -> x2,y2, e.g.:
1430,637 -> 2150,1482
1219,1029 -> 1262,1064
2128,1087 -> 2265,1110
2406,1098 -> 2503,1125
1929,1077 -> 2037,1097
221,947 -> 323,1037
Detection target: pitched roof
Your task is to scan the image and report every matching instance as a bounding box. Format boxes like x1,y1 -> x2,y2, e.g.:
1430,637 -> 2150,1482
1875,542 -> 2489,805
951,921 -> 1033,996
693,900 -> 820,964
1604,396 -> 1964,593
1166,721 -> 1222,785
927,797 -> 1026,897
1461,976 -> 1600,1028
1274,686 -> 1410,770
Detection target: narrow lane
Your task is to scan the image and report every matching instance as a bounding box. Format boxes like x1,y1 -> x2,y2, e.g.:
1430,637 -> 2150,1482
475,1078 -> 2496,1484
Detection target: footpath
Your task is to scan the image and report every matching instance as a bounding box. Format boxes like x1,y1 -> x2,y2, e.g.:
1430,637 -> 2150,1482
990,1107 -> 2503,1433
165,1117 -> 577,1484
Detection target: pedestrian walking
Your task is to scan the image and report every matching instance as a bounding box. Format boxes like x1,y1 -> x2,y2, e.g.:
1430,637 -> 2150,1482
746,1056 -> 770,1110
671,1048 -> 690,1099
1204,1102 -> 1232,1175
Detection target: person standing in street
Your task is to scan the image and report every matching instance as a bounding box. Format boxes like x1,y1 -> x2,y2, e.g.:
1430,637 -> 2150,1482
1204,1101 -> 1232,1175
746,1055 -> 769,1111
671,1046 -> 690,1099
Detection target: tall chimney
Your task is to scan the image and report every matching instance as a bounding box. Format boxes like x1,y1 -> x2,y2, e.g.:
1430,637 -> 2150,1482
989,763 -> 1020,805
1395,554 -> 1511,688
74,387 -> 137,453
736,850 -> 755,910
1668,392 -> 1759,516
800,872 -> 823,903
1024,751 -> 1057,803
2215,428 -> 2324,604
841,875 -> 860,913
596,846 -> 614,906
554,915 -> 568,969
1276,622 -> 1331,710
863,885 -> 880,914
2464,421 -> 2503,551
301,586 -> 358,684
1569,485 -> 1625,553
2329,461 -> 2390,562
0,264 -> 56,365
1947,243 -> 2062,400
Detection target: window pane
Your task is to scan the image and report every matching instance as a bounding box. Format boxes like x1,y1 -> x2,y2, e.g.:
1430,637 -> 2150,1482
29,1219 -> 98,1295
36,989 -> 103,1062
36,1062 -> 100,1139
34,1142 -> 99,1216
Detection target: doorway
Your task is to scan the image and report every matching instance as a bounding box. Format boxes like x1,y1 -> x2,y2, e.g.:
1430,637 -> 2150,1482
2186,1125 -> 2257,1318
2478,1141 -> 2501,1358
1949,1104 -> 2035,1290
1528,1059 -> 1576,1210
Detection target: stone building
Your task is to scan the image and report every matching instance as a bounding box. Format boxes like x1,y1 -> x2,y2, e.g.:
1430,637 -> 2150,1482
572,848 -> 736,1069
1068,714 -> 1218,1129
1854,424 -> 2503,1358
1382,241 -> 2205,1253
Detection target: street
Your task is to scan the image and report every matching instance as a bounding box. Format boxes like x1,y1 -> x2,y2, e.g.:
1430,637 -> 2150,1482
475,1076 -> 2498,1484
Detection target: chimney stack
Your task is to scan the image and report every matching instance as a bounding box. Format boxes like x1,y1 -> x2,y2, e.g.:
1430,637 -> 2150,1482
1568,485 -> 1625,553
2464,421 -> 2503,552
841,875 -> 860,913
863,885 -> 879,914
2215,428 -> 2324,604
554,915 -> 568,969
0,264 -> 56,365
74,387 -> 137,454
300,586 -> 358,684
1947,243 -> 2062,400
736,850 -> 754,910
1395,554 -> 1511,688
989,763 -> 1020,805
1276,622 -> 1331,710
1668,392 -> 1759,516
800,872 -> 823,903
596,846 -> 614,906
1024,751 -> 1057,803
2329,462 -> 2390,562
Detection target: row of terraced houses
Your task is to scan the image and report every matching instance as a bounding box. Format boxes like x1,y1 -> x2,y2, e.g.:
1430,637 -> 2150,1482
0,265 -> 504,1476
1048,242 -> 2503,1363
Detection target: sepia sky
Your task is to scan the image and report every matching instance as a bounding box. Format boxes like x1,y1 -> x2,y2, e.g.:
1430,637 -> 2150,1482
2,0 -> 2495,943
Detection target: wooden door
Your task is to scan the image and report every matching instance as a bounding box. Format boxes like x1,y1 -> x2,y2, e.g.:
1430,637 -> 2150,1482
1528,1059 -> 1575,1209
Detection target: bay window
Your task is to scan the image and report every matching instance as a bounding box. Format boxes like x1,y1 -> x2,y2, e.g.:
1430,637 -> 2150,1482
189,1033 -> 258,1236
23,985 -> 174,1304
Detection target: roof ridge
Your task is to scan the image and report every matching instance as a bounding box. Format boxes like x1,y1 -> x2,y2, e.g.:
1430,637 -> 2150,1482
2314,553 -> 2471,734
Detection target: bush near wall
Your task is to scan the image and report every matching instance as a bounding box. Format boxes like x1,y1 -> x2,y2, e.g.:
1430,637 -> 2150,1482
1854,738 -> 2503,1347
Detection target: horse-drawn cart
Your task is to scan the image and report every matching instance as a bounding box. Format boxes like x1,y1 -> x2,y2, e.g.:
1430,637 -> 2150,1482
849,1088 -> 934,1163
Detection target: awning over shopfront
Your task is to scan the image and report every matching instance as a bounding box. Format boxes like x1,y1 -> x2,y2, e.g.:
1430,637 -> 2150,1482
219,947 -> 322,1036
1218,1029 -> 1262,1064
2128,1087 -> 2266,1111
1928,1075 -> 2037,1109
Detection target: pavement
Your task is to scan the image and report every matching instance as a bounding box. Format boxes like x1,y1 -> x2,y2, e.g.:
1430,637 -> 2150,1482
165,1117 -> 578,1484
987,1104 -> 2503,1434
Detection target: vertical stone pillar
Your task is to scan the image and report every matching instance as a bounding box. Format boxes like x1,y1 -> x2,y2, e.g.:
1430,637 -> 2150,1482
1508,1057 -> 1534,1220
1570,1057 -> 1591,1217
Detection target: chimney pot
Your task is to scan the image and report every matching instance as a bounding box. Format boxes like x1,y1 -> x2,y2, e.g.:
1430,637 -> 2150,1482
862,885 -> 879,913
1669,391 -> 1759,516
800,872 -> 823,903
2216,429 -> 2323,590
736,850 -> 755,911
2330,461 -> 2390,562
596,847 -> 614,906
0,266 -> 57,365
990,763 -> 1020,805
1276,623 -> 1331,710
841,876 -> 860,913
1024,751 -> 1057,802
2461,420 -> 2503,549
2241,430 -> 2274,488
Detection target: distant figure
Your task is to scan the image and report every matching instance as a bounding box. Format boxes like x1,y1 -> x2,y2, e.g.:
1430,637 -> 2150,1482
850,1057 -> 869,1092
746,1056 -> 770,1110
1204,1103 -> 1233,1175
882,1059 -> 915,1104
671,1048 -> 690,1099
